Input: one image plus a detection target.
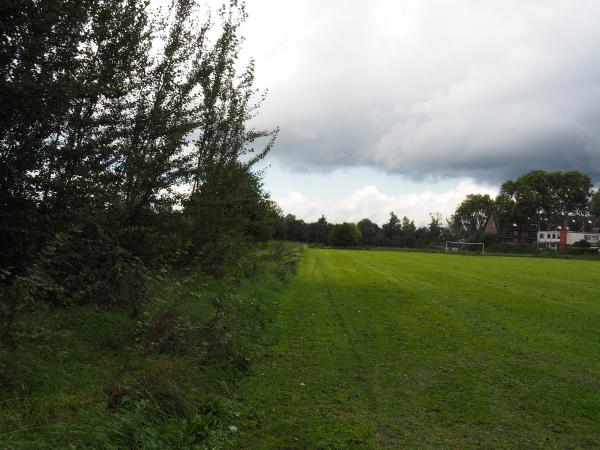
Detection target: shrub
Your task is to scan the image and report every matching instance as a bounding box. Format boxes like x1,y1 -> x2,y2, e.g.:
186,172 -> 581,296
201,291 -> 266,371
572,239 -> 591,248
199,234 -> 250,278
1,224 -> 150,341
264,241 -> 302,279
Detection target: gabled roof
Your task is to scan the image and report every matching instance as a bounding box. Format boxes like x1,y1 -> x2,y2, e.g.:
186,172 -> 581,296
484,212 -> 498,234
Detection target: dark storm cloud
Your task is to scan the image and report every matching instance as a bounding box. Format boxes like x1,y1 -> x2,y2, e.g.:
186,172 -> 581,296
242,0 -> 600,182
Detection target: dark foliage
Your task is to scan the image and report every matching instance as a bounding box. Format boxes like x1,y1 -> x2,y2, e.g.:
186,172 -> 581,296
331,222 -> 361,247
450,194 -> 495,236
572,239 -> 591,248
496,170 -> 594,232
1,0 -> 279,340
275,210 -> 448,249
186,162 -> 281,276
591,190 -> 600,218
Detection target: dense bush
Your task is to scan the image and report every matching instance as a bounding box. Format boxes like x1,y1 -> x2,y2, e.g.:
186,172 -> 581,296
263,241 -> 303,280
185,163 -> 282,276
572,239 -> 591,248
1,225 -> 149,342
0,240 -> 301,447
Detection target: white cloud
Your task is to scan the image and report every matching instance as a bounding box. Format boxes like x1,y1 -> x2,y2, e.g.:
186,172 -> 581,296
275,180 -> 497,226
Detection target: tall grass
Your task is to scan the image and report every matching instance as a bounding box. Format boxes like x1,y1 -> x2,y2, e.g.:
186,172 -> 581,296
0,242 -> 301,449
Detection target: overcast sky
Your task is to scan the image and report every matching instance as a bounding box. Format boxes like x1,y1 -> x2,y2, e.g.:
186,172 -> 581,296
200,1 -> 600,224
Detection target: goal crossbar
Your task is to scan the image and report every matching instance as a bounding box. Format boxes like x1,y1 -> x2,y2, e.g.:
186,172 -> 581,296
445,241 -> 485,255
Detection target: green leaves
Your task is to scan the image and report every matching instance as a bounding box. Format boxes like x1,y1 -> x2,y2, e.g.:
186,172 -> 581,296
496,170 -> 594,231
331,223 -> 361,247
2,0 -> 279,282
451,194 -> 495,236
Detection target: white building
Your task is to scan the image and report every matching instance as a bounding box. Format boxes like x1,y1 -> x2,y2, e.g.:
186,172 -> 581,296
537,231 -> 561,250
538,229 -> 600,249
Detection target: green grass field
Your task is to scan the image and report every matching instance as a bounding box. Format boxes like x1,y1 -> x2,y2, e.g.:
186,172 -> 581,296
230,248 -> 600,449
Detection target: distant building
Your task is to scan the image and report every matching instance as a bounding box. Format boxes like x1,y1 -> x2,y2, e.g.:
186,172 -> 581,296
562,217 -> 600,234
503,222 -> 538,245
484,213 -> 600,247
537,230 -> 561,250
538,229 -> 600,250
484,213 -> 537,244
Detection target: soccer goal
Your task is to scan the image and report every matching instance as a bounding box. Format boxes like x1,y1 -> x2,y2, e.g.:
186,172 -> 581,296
445,241 -> 485,255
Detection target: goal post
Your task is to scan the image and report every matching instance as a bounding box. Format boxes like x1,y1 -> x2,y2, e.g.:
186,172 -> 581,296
445,241 -> 485,255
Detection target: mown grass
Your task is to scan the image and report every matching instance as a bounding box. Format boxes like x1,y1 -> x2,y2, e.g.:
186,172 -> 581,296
230,248 -> 600,449
0,243 -> 300,449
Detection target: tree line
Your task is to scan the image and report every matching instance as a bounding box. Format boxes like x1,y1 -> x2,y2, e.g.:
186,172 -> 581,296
277,212 -> 446,248
276,170 -> 600,249
1,0 -> 281,336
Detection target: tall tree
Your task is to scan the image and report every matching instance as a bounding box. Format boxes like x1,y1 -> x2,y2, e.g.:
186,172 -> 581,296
1,0 -> 282,311
451,194 -> 495,237
283,215 -> 307,242
0,0 -> 149,272
331,223 -> 361,247
401,216 -> 417,247
551,171 -> 593,226
357,218 -> 381,246
308,216 -> 329,244
183,1 -> 278,264
428,212 -> 444,242
498,170 -> 593,231
382,211 -> 402,245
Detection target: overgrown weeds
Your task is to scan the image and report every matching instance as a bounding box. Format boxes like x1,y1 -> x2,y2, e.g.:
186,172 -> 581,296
136,311 -> 198,356
103,360 -> 187,416
0,241 -> 301,448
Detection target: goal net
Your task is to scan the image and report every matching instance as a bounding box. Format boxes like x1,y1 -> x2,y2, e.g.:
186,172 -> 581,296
445,241 -> 485,255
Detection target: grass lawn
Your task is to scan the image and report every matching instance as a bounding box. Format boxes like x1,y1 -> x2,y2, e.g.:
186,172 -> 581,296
231,248 -> 600,449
